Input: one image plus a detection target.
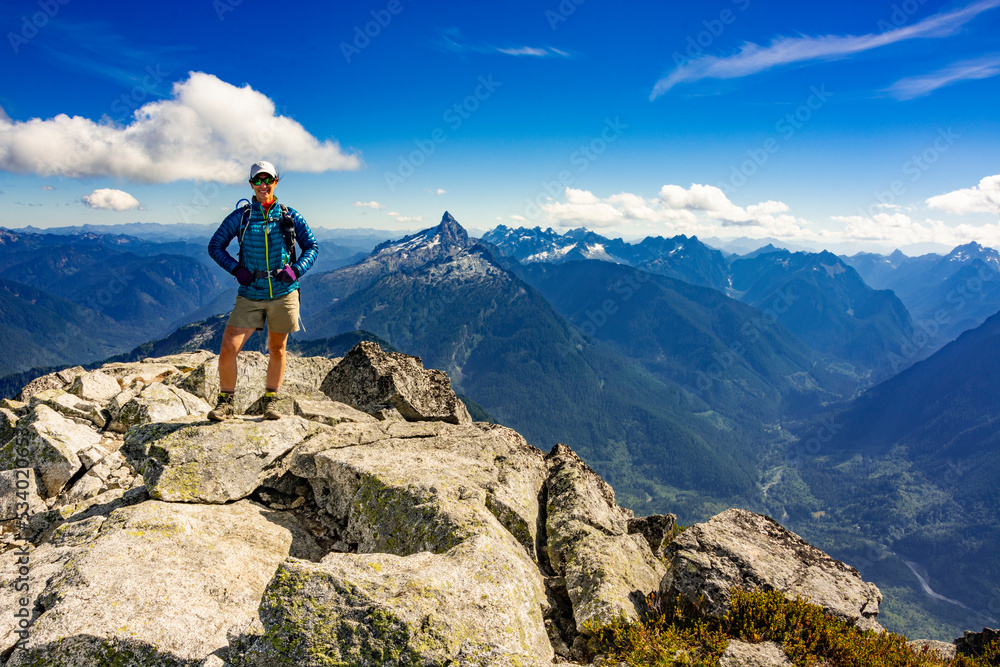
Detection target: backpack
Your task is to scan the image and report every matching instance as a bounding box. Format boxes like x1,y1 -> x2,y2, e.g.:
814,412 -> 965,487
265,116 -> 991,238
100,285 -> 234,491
235,200 -> 297,267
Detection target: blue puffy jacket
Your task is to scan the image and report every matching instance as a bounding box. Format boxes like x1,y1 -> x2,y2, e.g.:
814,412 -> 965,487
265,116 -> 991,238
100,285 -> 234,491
208,199 -> 319,300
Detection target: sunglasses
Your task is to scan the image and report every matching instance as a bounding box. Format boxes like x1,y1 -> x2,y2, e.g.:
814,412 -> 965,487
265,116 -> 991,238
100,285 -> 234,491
250,176 -> 276,185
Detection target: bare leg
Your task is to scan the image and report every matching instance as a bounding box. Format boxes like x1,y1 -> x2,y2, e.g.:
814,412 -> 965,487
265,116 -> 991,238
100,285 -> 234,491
218,326 -> 256,392
266,331 -> 289,391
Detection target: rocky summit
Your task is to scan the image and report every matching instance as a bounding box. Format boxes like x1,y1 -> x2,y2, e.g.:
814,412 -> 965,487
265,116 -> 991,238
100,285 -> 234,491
0,342 -> 931,666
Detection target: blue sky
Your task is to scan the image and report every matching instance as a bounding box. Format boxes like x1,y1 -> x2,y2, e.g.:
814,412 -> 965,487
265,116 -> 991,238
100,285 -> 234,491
2,0 -> 1000,252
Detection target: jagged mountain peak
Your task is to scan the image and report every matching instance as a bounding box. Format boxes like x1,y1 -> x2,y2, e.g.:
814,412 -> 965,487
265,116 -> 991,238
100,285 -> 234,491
371,211 -> 472,258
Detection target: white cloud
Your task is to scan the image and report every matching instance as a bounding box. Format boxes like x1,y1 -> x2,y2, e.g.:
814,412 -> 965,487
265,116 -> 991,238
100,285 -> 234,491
537,185 -> 812,239
926,175 -> 1000,214
0,72 -> 362,183
508,214 -> 527,222
425,188 -> 447,195
396,215 -> 423,223
352,200 -> 385,210
650,0 -> 1000,98
41,185 -> 55,190
834,211 -> 1000,247
886,54 -> 1000,99
82,188 -> 141,211
386,211 -> 400,216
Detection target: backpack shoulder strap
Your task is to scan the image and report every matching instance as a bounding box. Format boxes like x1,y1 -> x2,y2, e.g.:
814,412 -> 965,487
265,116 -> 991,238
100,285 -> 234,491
236,201 -> 252,267
279,204 -> 297,263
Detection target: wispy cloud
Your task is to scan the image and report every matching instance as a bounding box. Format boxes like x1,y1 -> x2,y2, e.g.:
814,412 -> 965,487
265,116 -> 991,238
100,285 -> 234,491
39,20 -> 193,91
885,54 -> 1000,99
352,200 -> 386,210
435,27 -> 570,58
650,0 -> 1000,99
425,188 -> 447,195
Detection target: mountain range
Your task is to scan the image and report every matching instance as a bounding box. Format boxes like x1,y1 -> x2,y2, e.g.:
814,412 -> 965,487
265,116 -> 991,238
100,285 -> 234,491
1,214 -> 998,641
486,226 -> 918,379
843,242 -> 1000,357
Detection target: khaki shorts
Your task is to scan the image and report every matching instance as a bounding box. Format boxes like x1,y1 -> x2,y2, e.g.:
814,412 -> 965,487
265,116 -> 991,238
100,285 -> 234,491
227,290 -> 300,333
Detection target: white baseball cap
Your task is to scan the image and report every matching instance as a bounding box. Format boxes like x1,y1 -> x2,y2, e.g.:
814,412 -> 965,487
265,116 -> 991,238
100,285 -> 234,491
249,161 -> 278,180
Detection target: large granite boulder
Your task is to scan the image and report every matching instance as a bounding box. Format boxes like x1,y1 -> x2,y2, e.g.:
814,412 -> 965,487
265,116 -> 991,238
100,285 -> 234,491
0,404 -> 103,498
240,535 -> 552,667
241,418 -> 553,666
661,508 -> 883,632
5,500 -> 308,667
543,444 -> 665,637
124,415 -> 323,503
320,341 -> 472,424
289,419 -> 548,560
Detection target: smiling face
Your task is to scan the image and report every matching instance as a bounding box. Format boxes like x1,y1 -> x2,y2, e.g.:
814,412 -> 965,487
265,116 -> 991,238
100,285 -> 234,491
250,173 -> 277,204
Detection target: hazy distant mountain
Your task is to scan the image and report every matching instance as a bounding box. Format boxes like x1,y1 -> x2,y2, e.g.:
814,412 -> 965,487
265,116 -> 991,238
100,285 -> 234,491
482,225 -> 731,291
844,242 -> 1000,352
0,278 -> 132,376
302,213 -> 760,514
516,260 -> 860,425
730,249 -> 915,378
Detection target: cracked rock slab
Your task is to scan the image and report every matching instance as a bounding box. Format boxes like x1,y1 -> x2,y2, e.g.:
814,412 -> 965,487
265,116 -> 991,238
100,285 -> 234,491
5,500 -> 298,667
124,415 -> 322,503
291,420 -> 547,561
661,508 -> 883,632
240,535 -> 552,667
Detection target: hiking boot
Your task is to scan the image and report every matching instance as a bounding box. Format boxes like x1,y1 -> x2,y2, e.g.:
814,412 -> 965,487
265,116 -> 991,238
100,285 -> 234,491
208,392 -> 235,422
261,392 -> 281,420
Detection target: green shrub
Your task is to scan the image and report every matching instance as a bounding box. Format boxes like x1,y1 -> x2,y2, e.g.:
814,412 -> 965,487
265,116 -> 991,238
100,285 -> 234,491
590,589 -> 993,667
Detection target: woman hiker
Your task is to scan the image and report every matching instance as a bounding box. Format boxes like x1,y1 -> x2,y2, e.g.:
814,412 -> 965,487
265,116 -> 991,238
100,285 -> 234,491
206,160 -> 319,421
